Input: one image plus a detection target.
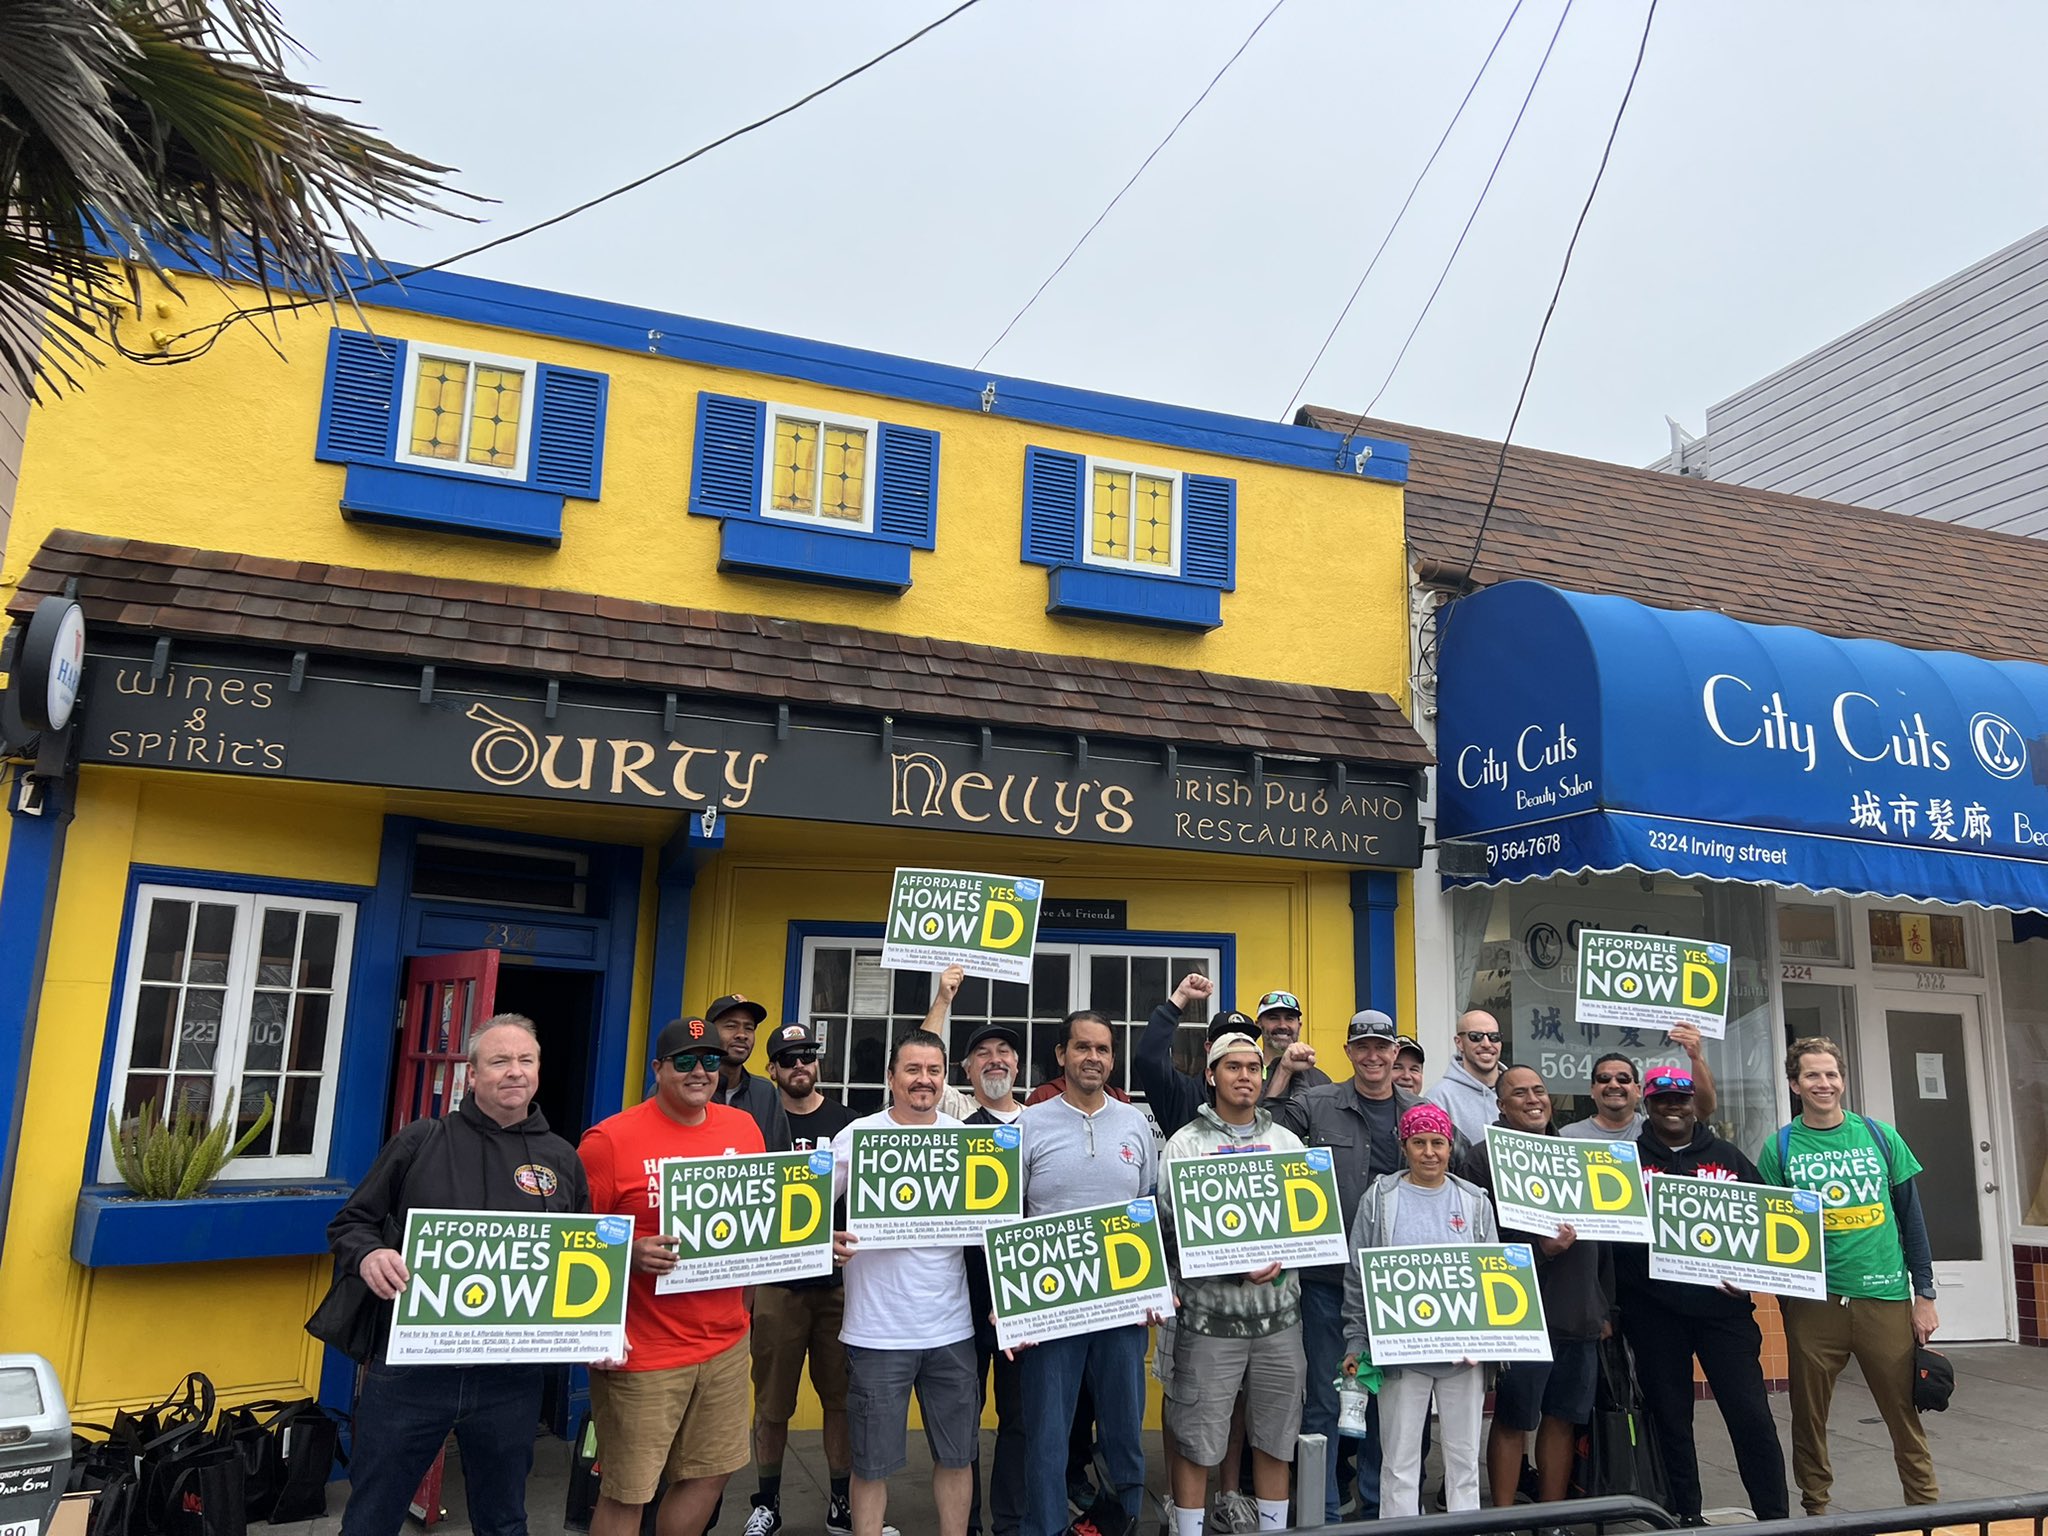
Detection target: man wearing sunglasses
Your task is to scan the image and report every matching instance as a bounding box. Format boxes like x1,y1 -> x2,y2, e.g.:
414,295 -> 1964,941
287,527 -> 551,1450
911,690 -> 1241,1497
1560,1028 -> 1717,1140
743,1022 -> 871,1536
577,1019 -> 768,1536
1424,1011 -> 1507,1146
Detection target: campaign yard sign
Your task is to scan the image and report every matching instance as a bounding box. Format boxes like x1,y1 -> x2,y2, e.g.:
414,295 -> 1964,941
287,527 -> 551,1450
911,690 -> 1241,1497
1360,1243 -> 1551,1364
388,1209 -> 630,1364
985,1198 -> 1175,1349
1166,1147 -> 1347,1276
1575,930 -> 1731,1038
656,1149 -> 836,1293
1484,1124 -> 1651,1241
847,1122 -> 1023,1247
881,868 -> 1044,983
1647,1174 -> 1827,1300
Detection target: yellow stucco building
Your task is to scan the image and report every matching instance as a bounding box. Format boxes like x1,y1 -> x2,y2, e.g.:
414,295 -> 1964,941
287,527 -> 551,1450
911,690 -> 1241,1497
0,257 -> 1425,1430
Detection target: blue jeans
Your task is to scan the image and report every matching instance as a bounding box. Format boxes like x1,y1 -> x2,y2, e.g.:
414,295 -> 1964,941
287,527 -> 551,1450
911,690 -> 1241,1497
341,1362 -> 544,1536
1018,1326 -> 1147,1536
1302,1281 -> 1379,1521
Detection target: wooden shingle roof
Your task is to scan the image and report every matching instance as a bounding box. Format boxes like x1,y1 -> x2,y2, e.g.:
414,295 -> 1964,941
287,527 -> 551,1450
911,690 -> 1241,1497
12,528 -> 1432,767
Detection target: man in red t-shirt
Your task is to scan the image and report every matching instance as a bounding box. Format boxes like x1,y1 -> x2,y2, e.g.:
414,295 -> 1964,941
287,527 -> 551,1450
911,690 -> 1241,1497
580,1017 -> 766,1536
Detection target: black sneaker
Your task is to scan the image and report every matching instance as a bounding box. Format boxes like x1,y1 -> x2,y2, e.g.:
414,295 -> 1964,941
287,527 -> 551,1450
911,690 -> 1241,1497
824,1495 -> 899,1536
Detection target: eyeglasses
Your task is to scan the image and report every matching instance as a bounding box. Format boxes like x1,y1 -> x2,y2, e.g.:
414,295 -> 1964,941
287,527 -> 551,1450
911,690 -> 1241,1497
1461,1031 -> 1503,1043
664,1050 -> 725,1074
1593,1072 -> 1636,1085
774,1050 -> 821,1067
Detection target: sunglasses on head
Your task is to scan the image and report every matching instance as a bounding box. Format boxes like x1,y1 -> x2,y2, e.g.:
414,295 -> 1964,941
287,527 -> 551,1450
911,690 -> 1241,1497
664,1049 -> 725,1074
774,1049 -> 822,1067
1461,1030 -> 1502,1043
1593,1071 -> 1636,1085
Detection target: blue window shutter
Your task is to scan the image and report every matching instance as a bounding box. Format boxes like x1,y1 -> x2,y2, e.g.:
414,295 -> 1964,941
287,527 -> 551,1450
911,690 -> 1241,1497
316,329 -> 401,464
529,364 -> 608,500
691,393 -> 766,519
1181,472 -> 1237,590
875,422 -> 939,549
1021,447 -> 1085,566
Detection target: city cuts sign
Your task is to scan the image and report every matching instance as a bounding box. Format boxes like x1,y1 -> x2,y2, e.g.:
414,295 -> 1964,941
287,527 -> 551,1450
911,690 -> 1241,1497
73,648 -> 1421,866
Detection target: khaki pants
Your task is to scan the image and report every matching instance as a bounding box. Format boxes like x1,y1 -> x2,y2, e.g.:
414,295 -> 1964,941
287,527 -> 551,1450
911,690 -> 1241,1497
1782,1294 -> 1937,1514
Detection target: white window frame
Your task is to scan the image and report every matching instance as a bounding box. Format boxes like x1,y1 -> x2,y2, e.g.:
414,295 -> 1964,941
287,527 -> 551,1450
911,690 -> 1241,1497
1081,455 -> 1183,577
795,935 -> 1223,1108
99,885 -> 357,1183
761,402 -> 879,533
394,342 -> 538,481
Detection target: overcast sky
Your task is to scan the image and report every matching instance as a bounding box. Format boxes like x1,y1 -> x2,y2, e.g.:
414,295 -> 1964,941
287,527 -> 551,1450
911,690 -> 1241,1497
282,1 -> 2048,468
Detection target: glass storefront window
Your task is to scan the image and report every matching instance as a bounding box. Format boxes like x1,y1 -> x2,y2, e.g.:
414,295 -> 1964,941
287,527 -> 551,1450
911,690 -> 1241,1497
1869,908 -> 1970,970
1781,980 -> 1858,1112
1997,922 -> 2048,1228
1777,900 -> 1846,964
1451,874 -> 1779,1161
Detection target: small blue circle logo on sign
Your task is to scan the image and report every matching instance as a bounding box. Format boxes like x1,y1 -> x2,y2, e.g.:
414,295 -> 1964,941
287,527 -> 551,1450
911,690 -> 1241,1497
1610,1143 -> 1636,1162
809,1150 -> 834,1177
1794,1189 -> 1821,1213
1127,1198 -> 1155,1224
1708,942 -> 1730,964
993,1124 -> 1021,1149
1015,878 -> 1043,900
1504,1243 -> 1534,1268
1306,1148 -> 1332,1172
595,1216 -> 633,1246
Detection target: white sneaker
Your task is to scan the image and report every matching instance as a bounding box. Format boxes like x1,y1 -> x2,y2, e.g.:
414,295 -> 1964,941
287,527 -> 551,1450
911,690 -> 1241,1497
742,1503 -> 782,1536
1159,1496 -> 1177,1536
1212,1490 -> 1258,1534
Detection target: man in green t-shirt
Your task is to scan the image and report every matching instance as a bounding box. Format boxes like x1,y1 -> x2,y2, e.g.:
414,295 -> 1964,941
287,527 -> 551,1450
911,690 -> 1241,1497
1757,1036 -> 1939,1515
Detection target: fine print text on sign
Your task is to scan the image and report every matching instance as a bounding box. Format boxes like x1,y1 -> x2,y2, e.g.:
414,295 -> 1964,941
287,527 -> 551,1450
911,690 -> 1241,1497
1647,1174 -> 1827,1300
388,1209 -> 630,1365
881,868 -> 1043,984
1360,1242 -> 1551,1365
847,1122 -> 1023,1248
1576,930 -> 1730,1039
1166,1147 -> 1347,1277
986,1198 -> 1175,1350
1484,1124 -> 1651,1242
656,1149 -> 837,1293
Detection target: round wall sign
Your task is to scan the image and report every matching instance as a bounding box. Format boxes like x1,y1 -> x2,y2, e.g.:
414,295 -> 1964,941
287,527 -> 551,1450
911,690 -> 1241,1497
17,596 -> 86,732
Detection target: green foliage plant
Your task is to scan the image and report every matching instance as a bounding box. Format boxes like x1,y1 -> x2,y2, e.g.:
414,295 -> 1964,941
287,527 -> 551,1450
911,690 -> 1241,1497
108,1089 -> 274,1197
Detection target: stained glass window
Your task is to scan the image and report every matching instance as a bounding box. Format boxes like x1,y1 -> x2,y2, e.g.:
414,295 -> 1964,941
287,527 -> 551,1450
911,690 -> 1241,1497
402,349 -> 531,475
1087,461 -> 1179,572
767,410 -> 872,528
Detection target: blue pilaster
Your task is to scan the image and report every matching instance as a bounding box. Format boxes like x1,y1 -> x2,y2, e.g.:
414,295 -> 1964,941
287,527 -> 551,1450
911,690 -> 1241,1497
1349,870 -> 1401,1023
0,776 -> 72,1264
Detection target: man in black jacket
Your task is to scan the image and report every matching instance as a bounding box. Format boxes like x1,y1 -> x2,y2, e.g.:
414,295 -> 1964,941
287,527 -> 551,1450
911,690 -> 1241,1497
1133,971 -> 1258,1137
328,1014 -> 590,1536
1619,1068 -> 1788,1525
706,993 -> 792,1151
1462,1065 -> 1614,1511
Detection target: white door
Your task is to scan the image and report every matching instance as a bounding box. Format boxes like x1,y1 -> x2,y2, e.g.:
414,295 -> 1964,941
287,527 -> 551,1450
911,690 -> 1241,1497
1857,993 -> 2008,1340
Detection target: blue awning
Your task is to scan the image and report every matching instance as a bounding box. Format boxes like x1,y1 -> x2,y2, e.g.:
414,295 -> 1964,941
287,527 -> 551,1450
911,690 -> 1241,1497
1435,581 -> 2048,913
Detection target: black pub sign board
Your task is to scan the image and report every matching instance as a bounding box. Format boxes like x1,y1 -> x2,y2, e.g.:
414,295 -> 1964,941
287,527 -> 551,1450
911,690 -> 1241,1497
74,645 -> 1422,867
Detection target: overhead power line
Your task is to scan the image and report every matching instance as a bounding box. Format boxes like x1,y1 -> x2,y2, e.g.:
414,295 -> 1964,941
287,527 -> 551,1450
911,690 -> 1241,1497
124,0 -> 986,365
1324,0 -> 1575,467
1457,0 -> 1660,585
972,0 -> 1288,372
1278,0 -> 1528,423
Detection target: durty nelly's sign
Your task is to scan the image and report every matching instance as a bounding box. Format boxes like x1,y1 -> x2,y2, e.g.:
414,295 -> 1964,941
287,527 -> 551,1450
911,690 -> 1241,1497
74,649 -> 1421,866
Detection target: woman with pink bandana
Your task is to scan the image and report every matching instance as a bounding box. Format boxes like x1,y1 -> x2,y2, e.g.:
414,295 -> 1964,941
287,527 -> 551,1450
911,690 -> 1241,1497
1338,1102 -> 1499,1517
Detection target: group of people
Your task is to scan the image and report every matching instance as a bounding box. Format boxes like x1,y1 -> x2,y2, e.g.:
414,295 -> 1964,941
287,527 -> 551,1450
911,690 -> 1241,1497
325,978 -> 1945,1536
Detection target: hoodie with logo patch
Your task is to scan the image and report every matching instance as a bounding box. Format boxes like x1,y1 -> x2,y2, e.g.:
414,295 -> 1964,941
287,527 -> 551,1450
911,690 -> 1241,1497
329,1093 -> 590,1349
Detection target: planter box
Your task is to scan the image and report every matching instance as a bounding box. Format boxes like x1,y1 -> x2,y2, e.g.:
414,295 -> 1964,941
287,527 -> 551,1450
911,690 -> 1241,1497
72,1183 -> 351,1267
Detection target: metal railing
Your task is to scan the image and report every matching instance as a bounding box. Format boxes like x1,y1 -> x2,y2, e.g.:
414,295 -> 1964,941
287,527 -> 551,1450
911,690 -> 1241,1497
1272,1493 -> 1679,1535
1270,1490 -> 2048,1536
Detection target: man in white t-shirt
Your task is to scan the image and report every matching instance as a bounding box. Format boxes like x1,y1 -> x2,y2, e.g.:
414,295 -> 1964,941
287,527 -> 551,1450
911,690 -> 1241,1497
832,1030 -> 979,1536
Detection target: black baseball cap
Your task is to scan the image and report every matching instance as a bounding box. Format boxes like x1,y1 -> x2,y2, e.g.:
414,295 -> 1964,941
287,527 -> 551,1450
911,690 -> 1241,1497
704,993 -> 767,1027
1396,1036 -> 1426,1063
961,1021 -> 1024,1057
1205,1010 -> 1260,1043
654,1017 -> 713,1058
765,1021 -> 822,1058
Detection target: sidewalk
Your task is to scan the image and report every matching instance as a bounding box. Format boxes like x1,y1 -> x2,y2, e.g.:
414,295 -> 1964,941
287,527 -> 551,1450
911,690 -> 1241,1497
289,1345 -> 2048,1536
